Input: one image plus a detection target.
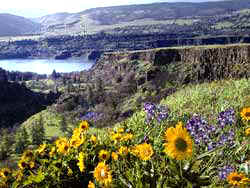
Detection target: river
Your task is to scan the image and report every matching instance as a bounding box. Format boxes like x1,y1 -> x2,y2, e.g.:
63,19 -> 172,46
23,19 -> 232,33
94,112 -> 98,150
0,58 -> 94,74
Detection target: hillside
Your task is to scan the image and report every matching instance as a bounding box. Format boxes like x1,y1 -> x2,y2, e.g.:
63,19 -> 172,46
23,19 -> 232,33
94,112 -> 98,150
0,68 -> 59,127
34,0 -> 250,36
19,43 -> 250,130
0,13 -> 40,36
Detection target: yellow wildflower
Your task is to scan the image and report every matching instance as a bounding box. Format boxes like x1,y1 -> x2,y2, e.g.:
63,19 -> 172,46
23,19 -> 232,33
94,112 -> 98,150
21,150 -> 34,161
79,120 -> 89,132
70,136 -> 85,149
118,146 -> 129,156
88,181 -> 95,188
90,135 -> 97,144
131,143 -> 154,161
111,133 -> 122,143
36,144 -> 46,155
245,127 -> 250,136
121,133 -> 133,141
16,170 -> 23,181
55,137 -> 70,154
163,122 -> 193,160
72,128 -> 81,138
117,128 -> 124,133
112,152 -> 118,161
0,168 -> 11,179
241,107 -> 250,121
77,152 -> 85,172
55,137 -> 68,147
94,162 -> 112,186
29,161 -> 35,169
49,147 -> 56,157
18,159 -> 27,170
227,172 -> 246,186
99,150 -> 110,161
57,142 -> 70,155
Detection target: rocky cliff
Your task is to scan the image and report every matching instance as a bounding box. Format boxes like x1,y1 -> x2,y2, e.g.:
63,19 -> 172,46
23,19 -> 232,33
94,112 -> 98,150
89,44 -> 250,87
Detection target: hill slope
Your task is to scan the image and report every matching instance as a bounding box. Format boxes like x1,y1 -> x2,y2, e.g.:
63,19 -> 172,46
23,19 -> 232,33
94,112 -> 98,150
0,13 -> 40,36
34,0 -> 250,35
0,68 -> 59,127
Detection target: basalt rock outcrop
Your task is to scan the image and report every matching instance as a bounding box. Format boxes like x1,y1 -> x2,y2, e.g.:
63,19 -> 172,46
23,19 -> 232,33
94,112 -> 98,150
89,44 -> 250,87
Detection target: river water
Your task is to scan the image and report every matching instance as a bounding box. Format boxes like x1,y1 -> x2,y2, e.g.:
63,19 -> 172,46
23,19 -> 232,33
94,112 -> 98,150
0,58 -> 94,74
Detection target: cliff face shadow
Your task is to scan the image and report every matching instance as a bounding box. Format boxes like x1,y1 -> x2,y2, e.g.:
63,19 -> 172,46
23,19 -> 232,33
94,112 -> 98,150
0,80 -> 60,128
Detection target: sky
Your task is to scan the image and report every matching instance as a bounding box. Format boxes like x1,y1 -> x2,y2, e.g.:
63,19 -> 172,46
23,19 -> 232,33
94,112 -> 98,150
0,0 -> 223,18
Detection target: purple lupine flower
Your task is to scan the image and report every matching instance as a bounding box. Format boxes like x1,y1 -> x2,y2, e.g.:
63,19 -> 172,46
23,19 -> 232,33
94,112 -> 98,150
144,136 -> 149,143
218,165 -> 234,180
217,108 -> 235,129
186,108 -> 236,151
207,142 -> 217,151
156,105 -> 169,123
144,102 -> 169,124
80,112 -> 104,122
144,102 -> 156,113
186,115 -> 212,147
217,129 -> 235,147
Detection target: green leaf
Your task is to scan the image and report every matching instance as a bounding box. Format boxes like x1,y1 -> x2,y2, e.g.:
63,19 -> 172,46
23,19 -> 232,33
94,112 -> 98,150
11,181 -> 19,188
196,176 -> 211,186
33,171 -> 45,183
196,146 -> 223,160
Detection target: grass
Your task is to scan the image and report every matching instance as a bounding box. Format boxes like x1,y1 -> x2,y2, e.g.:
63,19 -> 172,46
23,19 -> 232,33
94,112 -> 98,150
112,78 -> 250,140
22,109 -> 68,139
161,78 -> 250,124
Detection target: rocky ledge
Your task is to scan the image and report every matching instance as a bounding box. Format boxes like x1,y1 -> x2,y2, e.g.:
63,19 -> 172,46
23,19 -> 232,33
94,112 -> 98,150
90,44 -> 250,87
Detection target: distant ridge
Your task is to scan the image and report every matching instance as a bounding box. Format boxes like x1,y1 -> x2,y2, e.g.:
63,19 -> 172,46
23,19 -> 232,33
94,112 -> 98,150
32,0 -> 250,35
0,13 -> 40,37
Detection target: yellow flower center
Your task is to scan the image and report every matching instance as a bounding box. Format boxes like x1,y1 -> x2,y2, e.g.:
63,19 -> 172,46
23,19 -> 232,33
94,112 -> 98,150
232,176 -> 242,182
101,169 -> 106,177
3,171 -> 9,177
175,138 -> 188,152
25,152 -> 33,158
64,145 -> 69,151
21,162 -> 26,168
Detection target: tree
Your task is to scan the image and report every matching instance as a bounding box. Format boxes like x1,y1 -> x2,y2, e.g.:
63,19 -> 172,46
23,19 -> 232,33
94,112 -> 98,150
15,127 -> 29,154
0,129 -> 14,160
31,115 -> 45,145
51,69 -> 58,80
